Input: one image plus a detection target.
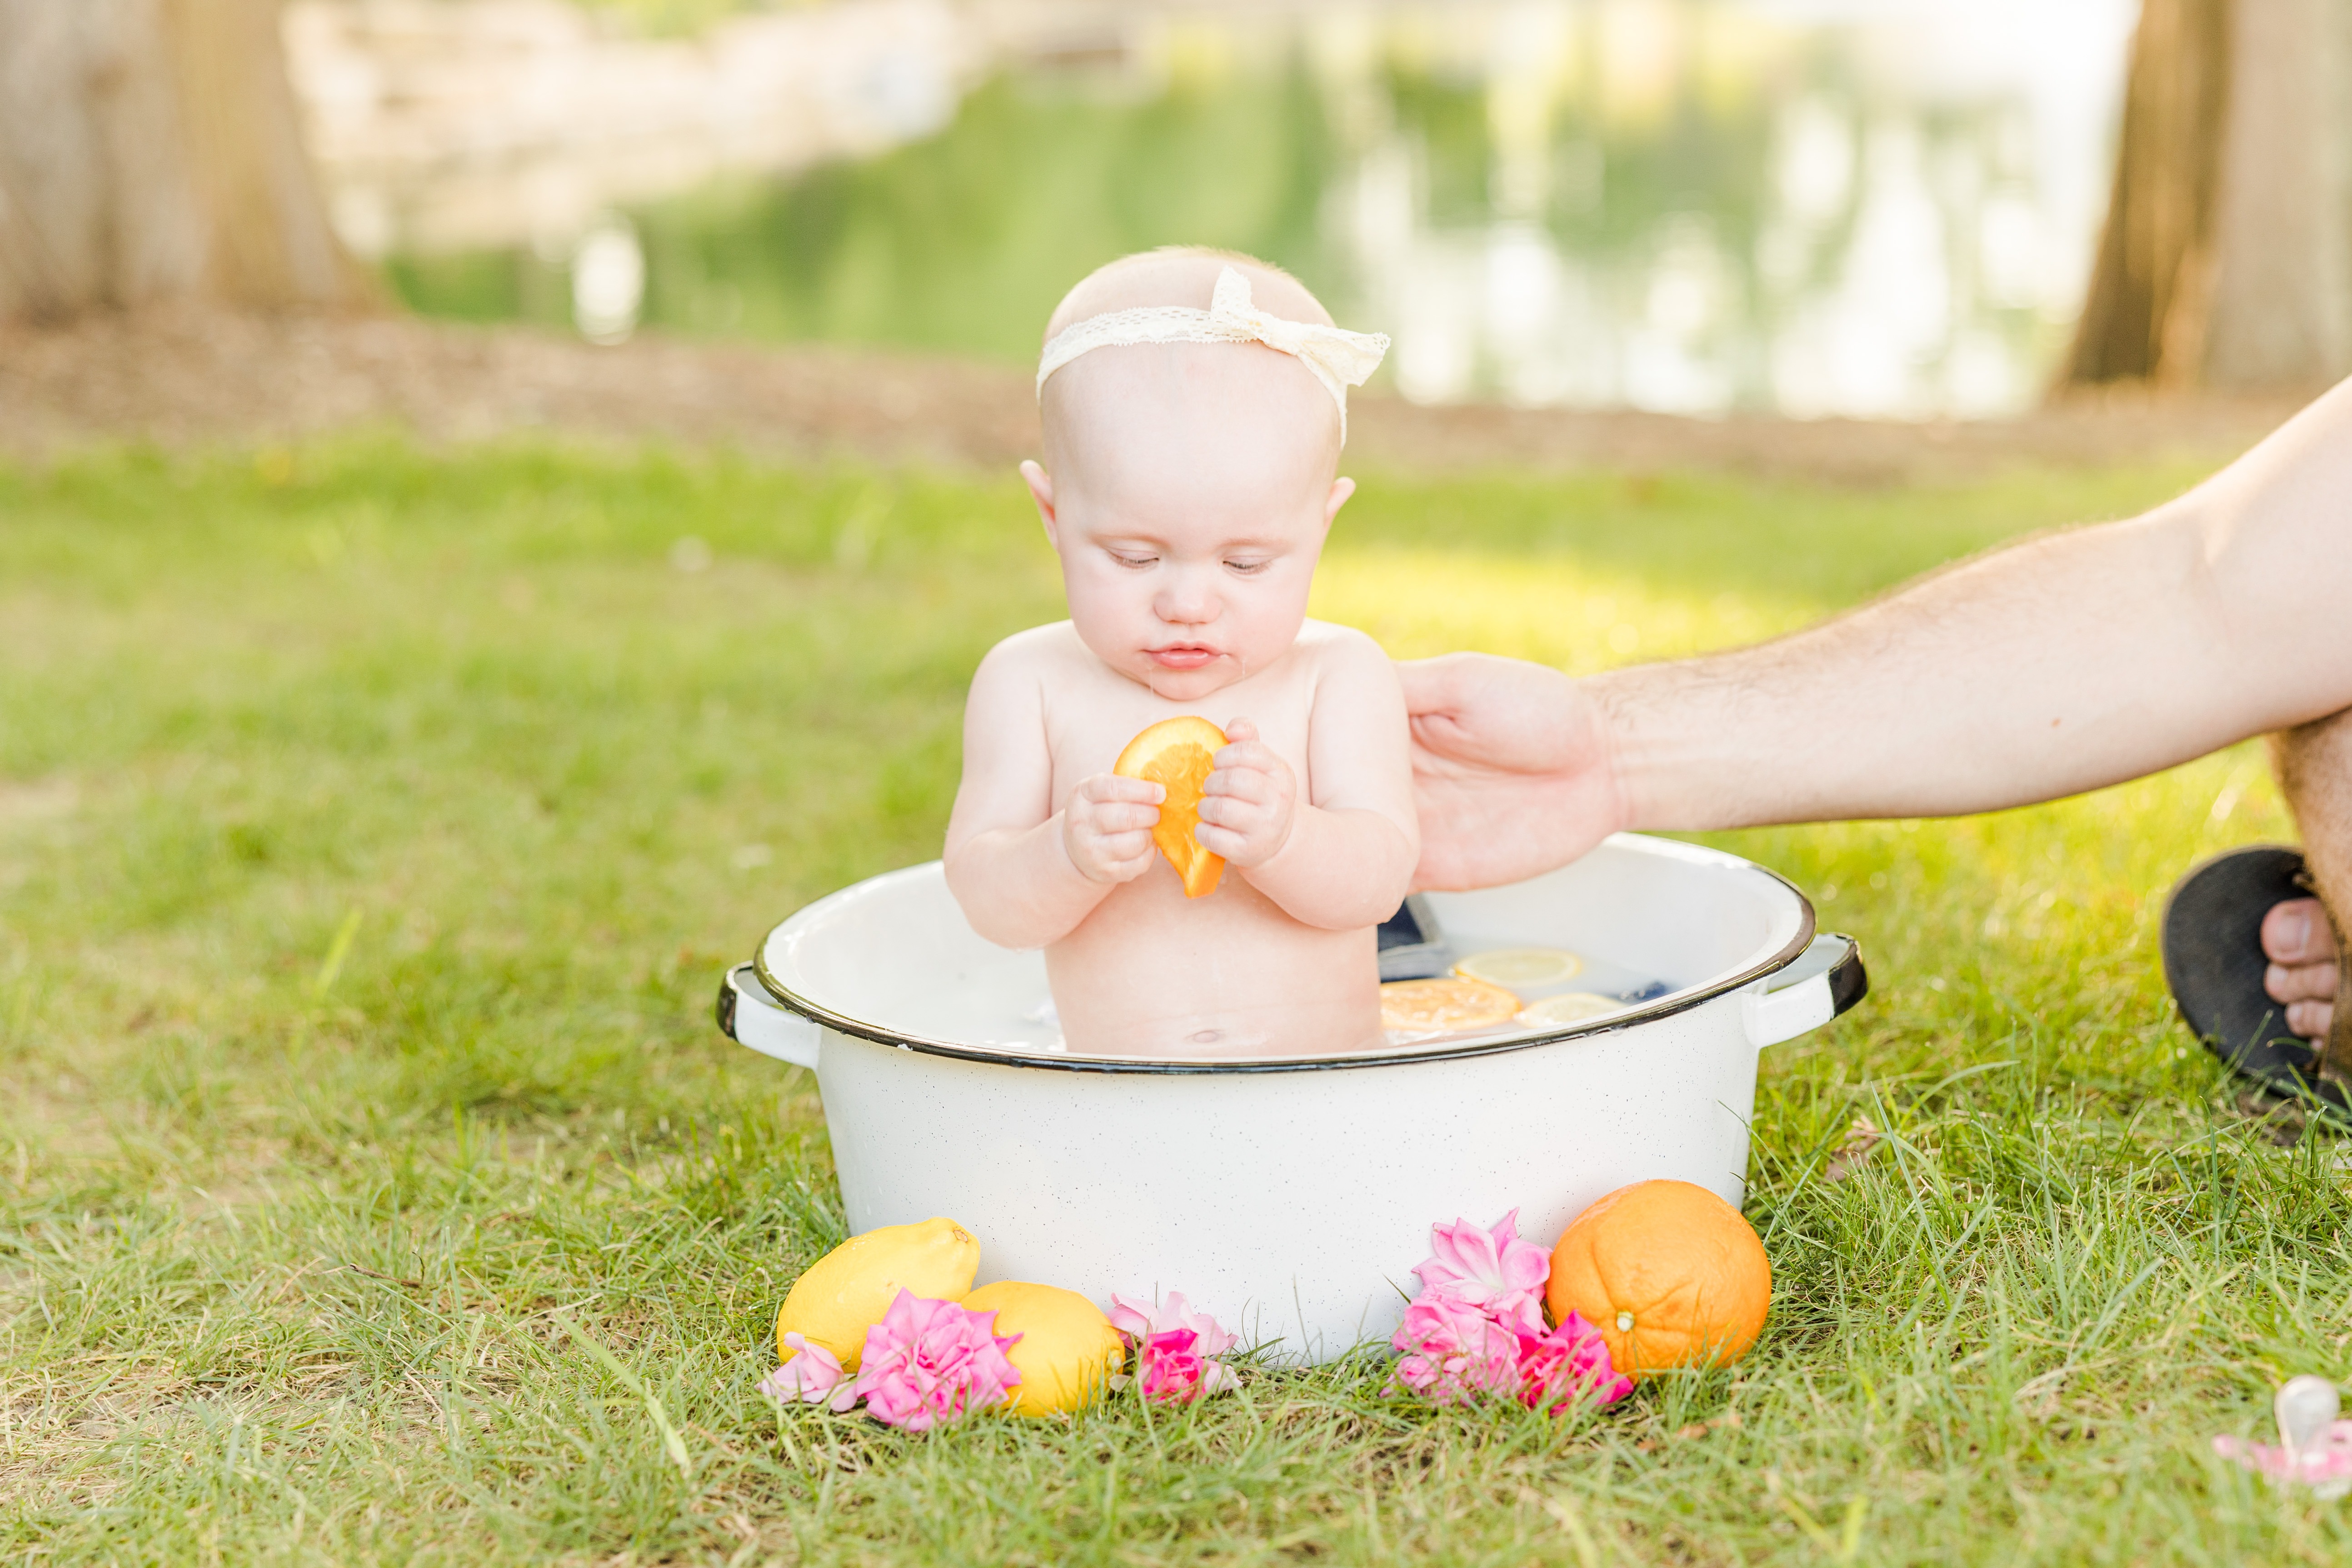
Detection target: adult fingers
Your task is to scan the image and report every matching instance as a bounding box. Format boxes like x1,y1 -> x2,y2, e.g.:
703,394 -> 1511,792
2262,897 -> 2335,965
1393,653 -> 1476,716
2288,1000 -> 2334,1039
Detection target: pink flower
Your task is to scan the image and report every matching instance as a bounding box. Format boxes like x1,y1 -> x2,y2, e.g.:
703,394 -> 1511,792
756,1332 -> 854,1408
1514,1313 -> 1632,1413
1389,1293 -> 1522,1403
1388,1211 -> 1630,1419
847,1289 -> 1023,1432
2213,1424 -> 2352,1497
1410,1210 -> 1551,1335
1110,1292 -> 1238,1404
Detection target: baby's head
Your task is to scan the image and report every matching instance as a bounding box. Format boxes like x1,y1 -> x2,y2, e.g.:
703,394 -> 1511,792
1021,248 -> 1378,701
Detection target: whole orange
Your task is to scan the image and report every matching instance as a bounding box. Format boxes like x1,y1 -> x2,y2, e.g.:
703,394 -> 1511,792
1545,1180 -> 1771,1379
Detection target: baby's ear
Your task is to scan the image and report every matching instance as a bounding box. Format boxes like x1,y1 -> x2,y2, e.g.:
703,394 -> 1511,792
1019,460 -> 1060,547
1322,476 -> 1356,530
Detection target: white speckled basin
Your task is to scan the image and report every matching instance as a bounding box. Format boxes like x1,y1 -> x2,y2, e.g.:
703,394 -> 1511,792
719,832 -> 1864,1361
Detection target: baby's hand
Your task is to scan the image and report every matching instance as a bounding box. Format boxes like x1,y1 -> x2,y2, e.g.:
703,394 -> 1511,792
1195,718 -> 1296,868
1063,774 -> 1164,885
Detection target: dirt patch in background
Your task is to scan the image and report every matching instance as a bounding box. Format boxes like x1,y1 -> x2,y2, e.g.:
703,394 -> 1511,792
0,308 -> 2312,483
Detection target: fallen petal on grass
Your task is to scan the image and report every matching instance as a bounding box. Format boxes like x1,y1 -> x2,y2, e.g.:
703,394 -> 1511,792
758,1333 -> 846,1405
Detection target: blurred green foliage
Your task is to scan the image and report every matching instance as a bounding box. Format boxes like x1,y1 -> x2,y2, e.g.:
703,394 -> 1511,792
575,0 -> 797,38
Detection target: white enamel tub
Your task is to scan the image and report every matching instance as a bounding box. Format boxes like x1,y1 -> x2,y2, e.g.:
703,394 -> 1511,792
718,833 -> 1865,1362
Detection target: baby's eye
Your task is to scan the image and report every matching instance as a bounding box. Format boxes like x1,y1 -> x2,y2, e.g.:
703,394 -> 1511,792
1108,550 -> 1158,569
1224,557 -> 1272,575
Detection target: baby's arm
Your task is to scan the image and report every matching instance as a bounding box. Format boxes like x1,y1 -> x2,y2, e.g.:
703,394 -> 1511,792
944,637 -> 1166,949
1196,630 -> 1418,930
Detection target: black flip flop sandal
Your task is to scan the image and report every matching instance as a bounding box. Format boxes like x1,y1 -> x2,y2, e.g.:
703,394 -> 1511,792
2160,843 -> 2348,1112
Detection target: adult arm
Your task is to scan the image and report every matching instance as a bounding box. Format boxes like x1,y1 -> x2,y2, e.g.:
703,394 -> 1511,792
1405,375 -> 2352,890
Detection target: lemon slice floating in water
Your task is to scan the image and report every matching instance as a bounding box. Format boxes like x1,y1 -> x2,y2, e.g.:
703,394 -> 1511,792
1455,947 -> 1583,989
1519,992 -> 1625,1026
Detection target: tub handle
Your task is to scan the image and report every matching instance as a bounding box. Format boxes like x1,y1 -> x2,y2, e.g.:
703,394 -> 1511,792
1743,932 -> 1869,1048
717,964 -> 822,1071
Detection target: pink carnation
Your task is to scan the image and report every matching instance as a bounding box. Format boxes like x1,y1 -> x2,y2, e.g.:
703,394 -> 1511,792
2213,1424 -> 2352,1496
1389,1293 -> 1522,1403
1514,1313 -> 1632,1413
1390,1209 -> 1632,1418
1109,1292 -> 1238,1404
848,1289 -> 1023,1432
756,1332 -> 855,1409
1410,1209 -> 1551,1335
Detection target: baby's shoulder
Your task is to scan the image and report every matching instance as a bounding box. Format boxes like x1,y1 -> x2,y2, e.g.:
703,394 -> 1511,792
973,621 -> 1090,684
1291,618 -> 1393,677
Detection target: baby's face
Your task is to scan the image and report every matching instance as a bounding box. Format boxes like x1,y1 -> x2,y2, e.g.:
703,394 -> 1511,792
1027,342 -> 1351,703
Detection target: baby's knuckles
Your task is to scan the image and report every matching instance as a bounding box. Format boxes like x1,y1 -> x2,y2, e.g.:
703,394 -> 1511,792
1197,780 -> 1294,868
1064,779 -> 1161,884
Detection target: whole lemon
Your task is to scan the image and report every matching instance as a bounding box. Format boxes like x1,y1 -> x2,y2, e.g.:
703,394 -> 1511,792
960,1281 -> 1124,1416
775,1217 -> 980,1370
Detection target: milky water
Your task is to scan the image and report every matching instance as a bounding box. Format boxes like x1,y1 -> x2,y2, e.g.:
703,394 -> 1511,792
924,935 -> 1669,1064
1438,933 -> 1672,1010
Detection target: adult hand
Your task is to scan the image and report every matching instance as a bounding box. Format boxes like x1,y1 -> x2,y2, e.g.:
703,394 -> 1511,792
1397,653 -> 1627,890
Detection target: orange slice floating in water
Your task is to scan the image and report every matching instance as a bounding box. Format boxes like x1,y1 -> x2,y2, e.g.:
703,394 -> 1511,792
1114,716 -> 1227,899
1379,976 -> 1523,1034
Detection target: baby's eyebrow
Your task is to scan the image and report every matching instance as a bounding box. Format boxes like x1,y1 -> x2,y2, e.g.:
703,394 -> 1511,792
1097,532 -> 1289,554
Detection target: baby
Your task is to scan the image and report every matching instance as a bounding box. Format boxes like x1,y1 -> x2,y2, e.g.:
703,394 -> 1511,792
943,248 -> 1418,1058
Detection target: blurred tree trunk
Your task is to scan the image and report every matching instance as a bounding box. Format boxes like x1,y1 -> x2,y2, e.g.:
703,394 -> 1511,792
2062,0 -> 2232,387
2202,0 -> 2352,387
0,0 -> 372,321
2063,0 -> 2352,393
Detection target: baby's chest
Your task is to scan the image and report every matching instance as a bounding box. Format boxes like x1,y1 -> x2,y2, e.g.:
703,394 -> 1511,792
1044,686 -> 1318,806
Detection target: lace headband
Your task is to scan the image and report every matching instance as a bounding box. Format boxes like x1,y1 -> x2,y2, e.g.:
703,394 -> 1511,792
1035,266 -> 1390,444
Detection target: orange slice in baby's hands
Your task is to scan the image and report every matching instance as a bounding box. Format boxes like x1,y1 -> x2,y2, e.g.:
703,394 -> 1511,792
1114,717 -> 1228,899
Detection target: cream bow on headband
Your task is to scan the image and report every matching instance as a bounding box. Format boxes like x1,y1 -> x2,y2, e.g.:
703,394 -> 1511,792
1035,266 -> 1391,444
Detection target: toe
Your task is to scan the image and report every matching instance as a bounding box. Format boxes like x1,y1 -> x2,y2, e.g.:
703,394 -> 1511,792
2288,1000 -> 2334,1040
2262,897 -> 2335,965
2264,959 -> 2339,1004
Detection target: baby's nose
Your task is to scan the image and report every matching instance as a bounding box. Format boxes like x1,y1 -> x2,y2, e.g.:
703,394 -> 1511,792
1155,578 -> 1219,624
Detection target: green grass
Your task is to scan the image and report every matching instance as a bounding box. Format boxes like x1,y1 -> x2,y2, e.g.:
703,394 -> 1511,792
4,437 -> 2348,1564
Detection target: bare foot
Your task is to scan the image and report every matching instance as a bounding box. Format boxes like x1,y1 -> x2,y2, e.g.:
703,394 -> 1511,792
2262,897 -> 2337,1040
